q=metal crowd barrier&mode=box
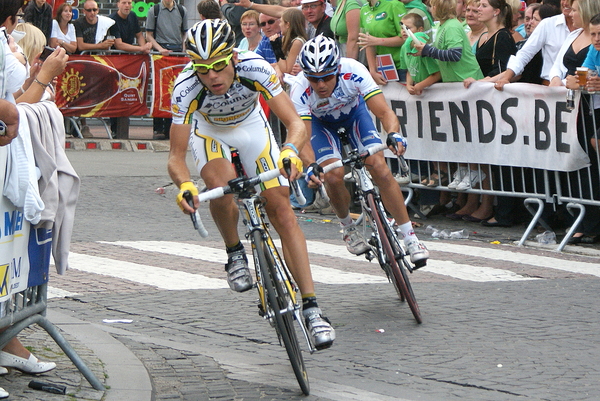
[0,101,105,390]
[268,90,600,253]
[0,284,105,390]
[396,92,600,252]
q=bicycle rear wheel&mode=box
[253,230,310,395]
[367,194,422,324]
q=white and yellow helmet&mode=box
[186,19,235,60]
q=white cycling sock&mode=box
[397,221,417,242]
[339,215,353,227]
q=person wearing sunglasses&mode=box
[73,0,116,53]
[290,35,430,265]
[235,0,334,40]
[254,13,282,64]
[168,20,336,350]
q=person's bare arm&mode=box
[0,100,19,147]
[266,91,307,180]
[16,48,68,104]
[77,36,114,51]
[50,37,78,53]
[235,0,286,18]
[146,31,170,55]
[167,123,196,212]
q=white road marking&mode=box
[301,240,539,282]
[102,241,388,285]
[47,286,79,299]
[426,241,600,278]
[68,252,229,290]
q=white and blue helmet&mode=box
[298,35,340,74]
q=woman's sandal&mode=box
[421,171,448,187]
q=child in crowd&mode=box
[399,13,441,95]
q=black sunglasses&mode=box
[260,19,277,27]
[84,8,99,12]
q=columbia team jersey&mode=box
[171,50,283,127]
[290,58,382,123]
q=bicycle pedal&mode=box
[412,260,427,270]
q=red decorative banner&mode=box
[56,54,150,117]
[151,54,189,118]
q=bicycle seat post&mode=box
[336,128,355,158]
[230,147,246,178]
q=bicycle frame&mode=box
[237,195,315,354]
[190,151,319,393]
[322,134,422,322]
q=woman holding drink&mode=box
[548,0,600,244]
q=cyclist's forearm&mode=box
[282,119,308,153]
[168,124,193,186]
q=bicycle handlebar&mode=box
[183,190,209,237]
[322,143,388,174]
[283,158,307,206]
[189,164,305,237]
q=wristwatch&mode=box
[0,120,6,136]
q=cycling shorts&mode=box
[310,101,382,165]
[189,108,288,192]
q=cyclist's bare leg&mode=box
[320,159,350,219]
[261,186,315,295]
[365,152,410,225]
[201,158,241,247]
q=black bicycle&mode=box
[184,149,314,394]
[322,130,422,323]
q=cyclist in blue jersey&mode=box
[290,35,429,267]
[168,20,334,349]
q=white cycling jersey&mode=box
[171,50,283,127]
[289,58,382,123]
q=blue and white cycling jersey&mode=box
[289,58,382,123]
[171,50,283,128]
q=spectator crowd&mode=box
[2,0,600,395]
[4,0,600,232]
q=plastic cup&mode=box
[587,69,598,94]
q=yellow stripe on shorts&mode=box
[195,131,226,162]
[255,125,281,192]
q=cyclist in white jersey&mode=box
[290,35,429,267]
[169,19,334,349]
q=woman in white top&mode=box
[238,10,262,52]
[50,3,77,54]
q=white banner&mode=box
[380,82,590,172]
[0,146,50,304]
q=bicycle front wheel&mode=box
[252,230,310,395]
[367,194,422,323]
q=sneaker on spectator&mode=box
[80,125,93,138]
[456,170,486,191]
[342,224,370,255]
[225,249,253,292]
[448,167,467,189]
[153,131,167,140]
[405,239,429,268]
[394,172,410,185]
[303,307,335,350]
